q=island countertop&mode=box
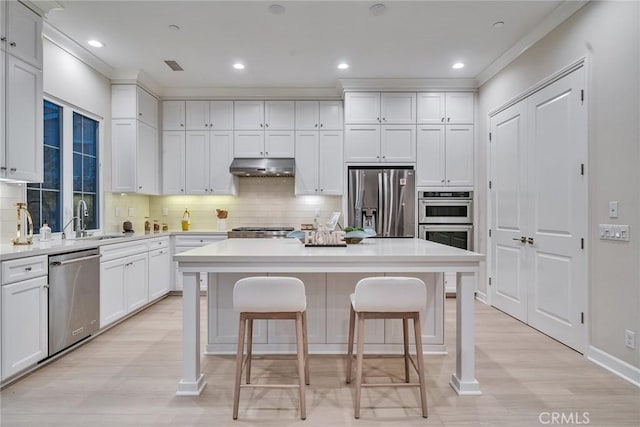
[173,237,484,273]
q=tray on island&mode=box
[304,243,347,247]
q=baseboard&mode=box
[587,345,640,388]
[475,290,488,304]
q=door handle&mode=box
[512,236,526,243]
[527,237,535,245]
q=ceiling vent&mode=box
[164,60,184,71]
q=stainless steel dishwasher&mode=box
[48,248,101,356]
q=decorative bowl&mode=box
[344,237,363,244]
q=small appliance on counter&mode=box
[122,220,134,234]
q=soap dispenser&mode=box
[39,220,52,241]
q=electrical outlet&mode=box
[162,208,168,216]
[608,201,618,218]
[314,207,320,217]
[115,207,120,217]
[128,207,135,217]
[625,330,635,349]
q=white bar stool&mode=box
[232,276,309,420]
[346,276,428,419]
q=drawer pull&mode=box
[24,266,32,272]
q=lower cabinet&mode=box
[206,272,443,353]
[1,276,48,380]
[100,237,170,328]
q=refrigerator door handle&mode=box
[377,171,384,235]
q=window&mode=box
[28,99,101,235]
[73,112,99,230]
[27,100,62,232]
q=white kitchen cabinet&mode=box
[162,131,186,194]
[234,100,294,130]
[1,54,43,182]
[185,130,237,195]
[295,130,343,195]
[100,240,151,328]
[295,100,343,130]
[417,124,474,187]
[1,275,48,380]
[125,253,149,312]
[148,239,171,301]
[111,119,159,194]
[186,100,233,131]
[345,124,415,163]
[2,1,43,69]
[112,85,158,128]
[234,130,294,158]
[162,100,185,130]
[345,92,416,124]
[417,92,474,125]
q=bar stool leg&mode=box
[245,318,254,384]
[233,314,247,420]
[354,313,365,419]
[346,305,356,384]
[403,317,410,383]
[302,311,310,385]
[413,313,428,418]
[295,312,307,420]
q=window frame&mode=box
[29,95,104,237]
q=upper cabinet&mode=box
[112,85,158,128]
[2,1,43,69]
[295,100,343,130]
[417,92,474,124]
[345,92,416,124]
[0,1,43,183]
[185,100,233,130]
[111,84,160,194]
[234,100,294,130]
[162,100,186,130]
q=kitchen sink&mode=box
[78,234,127,241]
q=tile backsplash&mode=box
[0,182,26,243]
[149,178,342,231]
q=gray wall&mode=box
[477,1,639,367]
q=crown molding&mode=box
[476,0,590,87]
[111,70,162,98]
[159,86,342,100]
[42,22,114,80]
[337,78,479,93]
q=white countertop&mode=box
[174,238,484,273]
[0,230,227,261]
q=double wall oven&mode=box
[418,191,473,251]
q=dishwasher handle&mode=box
[50,253,102,267]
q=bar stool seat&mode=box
[232,276,309,420]
[346,276,428,419]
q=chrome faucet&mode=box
[76,199,88,238]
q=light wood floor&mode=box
[1,296,638,426]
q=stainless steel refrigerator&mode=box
[347,166,415,237]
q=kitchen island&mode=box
[174,238,484,397]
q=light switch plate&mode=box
[162,208,168,216]
[599,224,630,241]
[128,207,135,217]
[115,207,120,217]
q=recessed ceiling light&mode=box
[233,63,245,70]
[369,3,387,16]
[168,24,181,31]
[87,40,103,48]
[452,62,465,69]
[337,63,350,70]
[268,4,286,15]
[493,21,505,29]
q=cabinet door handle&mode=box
[441,179,445,183]
[447,117,451,122]
[10,168,17,172]
[180,123,184,127]
[139,112,142,116]
[44,284,50,289]
[265,151,269,156]
[0,166,6,171]
[204,123,209,127]
[320,123,323,128]
[210,123,213,127]
[512,236,526,243]
[260,123,263,128]
[0,36,6,41]
[320,188,323,192]
[10,41,16,47]
[382,117,386,122]
[441,117,445,122]
[138,185,143,189]
[180,189,184,192]
[527,237,535,245]
[315,124,318,128]
[315,189,318,192]
[377,117,380,122]
[382,156,386,159]
[265,123,269,128]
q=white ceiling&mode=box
[42,0,575,93]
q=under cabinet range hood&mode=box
[229,158,295,177]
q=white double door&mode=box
[489,66,587,352]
